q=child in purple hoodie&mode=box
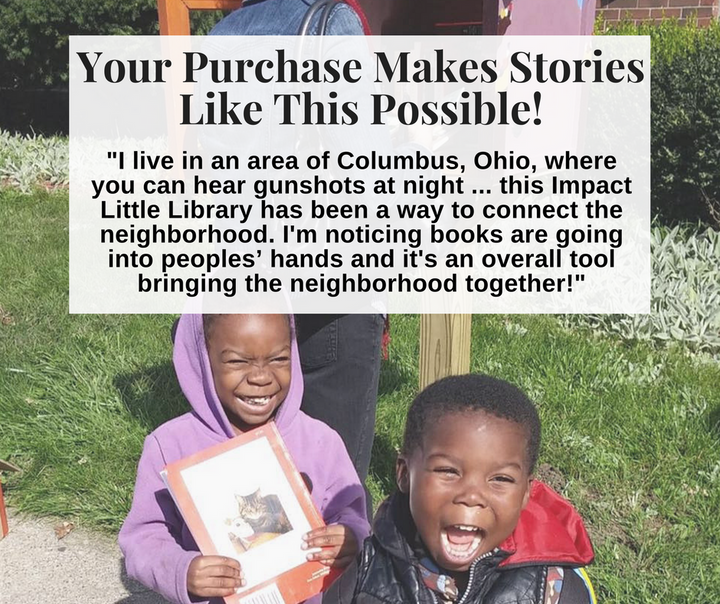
[119,314,370,604]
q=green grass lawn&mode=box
[1,189,719,602]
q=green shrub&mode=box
[0,0,158,88]
[599,18,720,227]
[563,224,720,356]
[0,130,69,191]
[0,0,229,89]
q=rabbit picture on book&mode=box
[226,489,293,553]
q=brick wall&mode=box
[596,0,719,26]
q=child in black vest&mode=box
[325,373,596,604]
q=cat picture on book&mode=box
[226,488,293,554]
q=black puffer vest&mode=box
[325,483,594,604]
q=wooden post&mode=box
[158,0,243,36]
[158,0,191,36]
[0,459,20,539]
[0,484,8,539]
[419,314,472,390]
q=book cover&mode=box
[161,422,337,604]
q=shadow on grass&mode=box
[113,365,186,602]
[114,363,188,433]
[369,429,399,497]
[708,404,720,440]
[378,356,416,399]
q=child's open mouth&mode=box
[440,525,484,565]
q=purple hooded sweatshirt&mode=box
[119,314,370,604]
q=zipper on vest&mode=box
[456,550,496,604]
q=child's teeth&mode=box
[442,524,482,563]
[244,396,270,405]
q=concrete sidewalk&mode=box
[0,508,168,604]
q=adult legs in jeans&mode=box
[295,314,383,487]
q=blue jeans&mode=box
[295,314,383,483]
[210,0,364,36]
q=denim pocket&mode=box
[298,317,338,370]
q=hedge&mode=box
[599,17,720,227]
[0,0,219,89]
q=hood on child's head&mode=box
[172,314,304,438]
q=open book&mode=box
[161,422,337,604]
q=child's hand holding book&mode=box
[162,423,355,603]
[302,523,358,568]
[187,554,245,599]
[186,522,357,600]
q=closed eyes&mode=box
[491,475,516,484]
[433,467,460,476]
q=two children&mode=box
[119,314,369,604]
[121,314,595,604]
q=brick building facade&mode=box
[596,0,720,26]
